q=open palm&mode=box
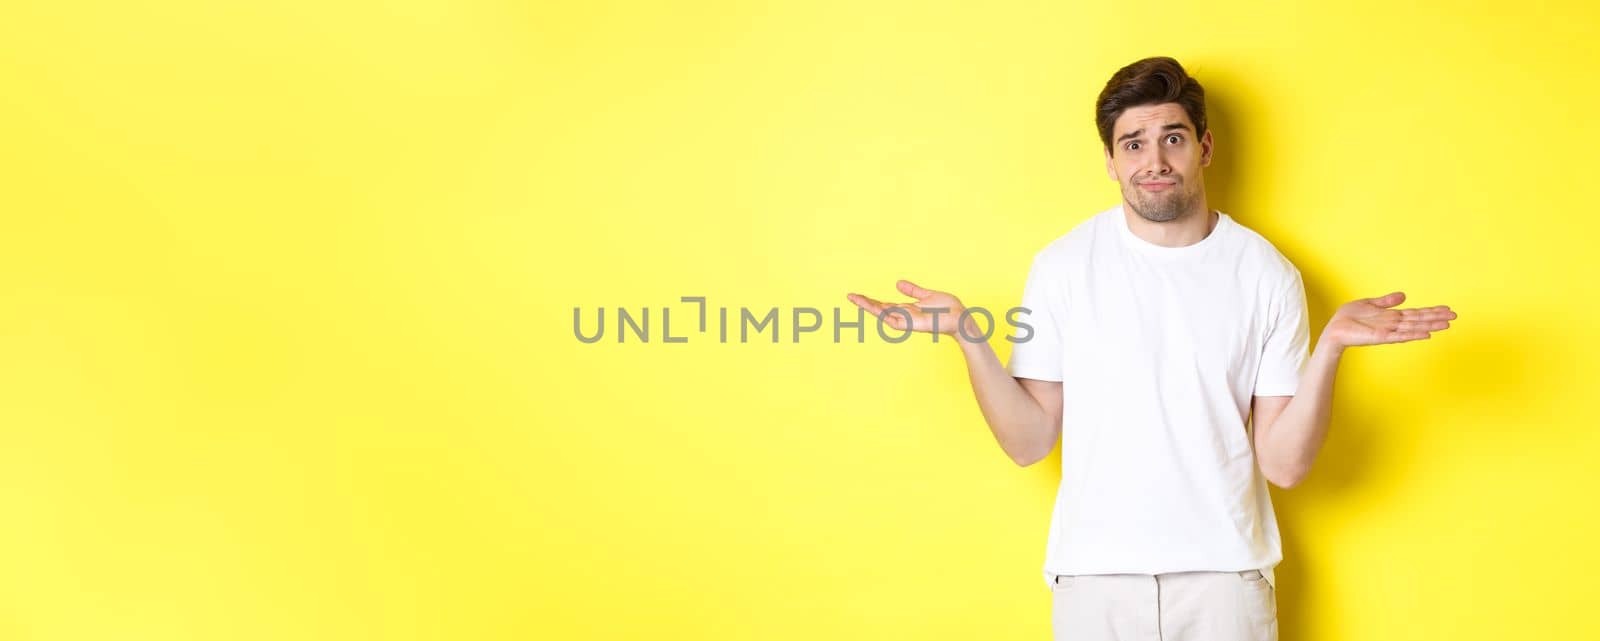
[846,280,970,335]
[1326,291,1457,347]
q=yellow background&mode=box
[2,0,1596,639]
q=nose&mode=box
[1144,151,1173,181]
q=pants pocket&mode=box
[1235,569,1278,639]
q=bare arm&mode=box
[1250,342,1337,489]
[957,336,1063,466]
[1253,291,1456,488]
[847,280,1063,467]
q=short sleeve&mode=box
[1006,252,1067,382]
[1253,267,1311,396]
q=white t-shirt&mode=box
[1006,203,1310,591]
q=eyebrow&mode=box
[1116,122,1192,144]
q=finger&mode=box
[880,304,915,329]
[879,302,919,320]
[1397,306,1457,321]
[1368,291,1405,308]
[1385,330,1431,343]
[1395,320,1451,332]
[845,293,870,313]
[846,293,887,316]
[897,279,934,299]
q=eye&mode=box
[1126,142,1141,151]
[1166,134,1182,144]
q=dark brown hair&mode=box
[1095,57,1207,155]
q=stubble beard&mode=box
[1127,181,1192,223]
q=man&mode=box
[845,57,1456,640]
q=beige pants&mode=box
[1051,570,1277,641]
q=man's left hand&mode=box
[1323,291,1456,349]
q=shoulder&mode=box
[1224,214,1301,288]
[1028,205,1115,269]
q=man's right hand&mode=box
[846,279,980,338]
[847,279,1061,466]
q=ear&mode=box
[1199,129,1214,168]
[1104,146,1116,180]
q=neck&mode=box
[1123,202,1218,248]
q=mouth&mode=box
[1139,181,1176,191]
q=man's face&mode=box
[1104,103,1213,223]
